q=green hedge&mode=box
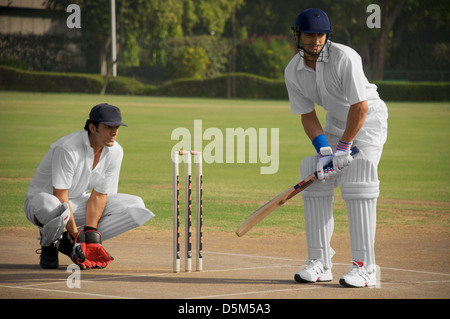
[0,65,143,95]
[374,81,449,102]
[140,73,288,99]
[1,65,449,101]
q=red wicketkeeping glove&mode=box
[71,229,114,270]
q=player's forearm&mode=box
[85,190,108,228]
[53,187,77,235]
[341,101,368,143]
[301,110,325,142]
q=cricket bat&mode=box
[235,147,359,237]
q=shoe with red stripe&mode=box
[339,261,376,288]
[294,259,333,283]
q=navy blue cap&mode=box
[89,103,127,127]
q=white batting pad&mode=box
[25,193,71,246]
[341,158,379,272]
[303,195,336,269]
[40,203,70,247]
[28,192,65,225]
[300,155,336,269]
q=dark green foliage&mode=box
[1,66,448,101]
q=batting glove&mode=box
[333,140,353,172]
[317,146,336,181]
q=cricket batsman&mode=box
[24,103,154,269]
[284,8,388,287]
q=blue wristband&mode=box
[312,134,329,153]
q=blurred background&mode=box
[0,0,449,98]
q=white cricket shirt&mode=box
[284,41,387,146]
[26,131,123,200]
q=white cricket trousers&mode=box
[25,192,154,241]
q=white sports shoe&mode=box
[339,261,376,288]
[294,259,333,283]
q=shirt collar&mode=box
[82,130,111,157]
[82,130,91,150]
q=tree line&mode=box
[41,0,450,82]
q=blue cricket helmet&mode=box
[292,8,333,34]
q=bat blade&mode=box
[235,146,359,237]
[235,176,316,237]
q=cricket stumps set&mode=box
[172,150,203,273]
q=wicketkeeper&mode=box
[284,8,388,287]
[24,103,154,269]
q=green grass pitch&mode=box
[0,92,449,234]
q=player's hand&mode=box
[333,140,353,172]
[71,229,114,270]
[317,146,336,181]
[333,150,353,172]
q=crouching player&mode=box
[24,103,154,269]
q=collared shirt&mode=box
[285,41,382,121]
[26,131,123,200]
[284,41,387,146]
